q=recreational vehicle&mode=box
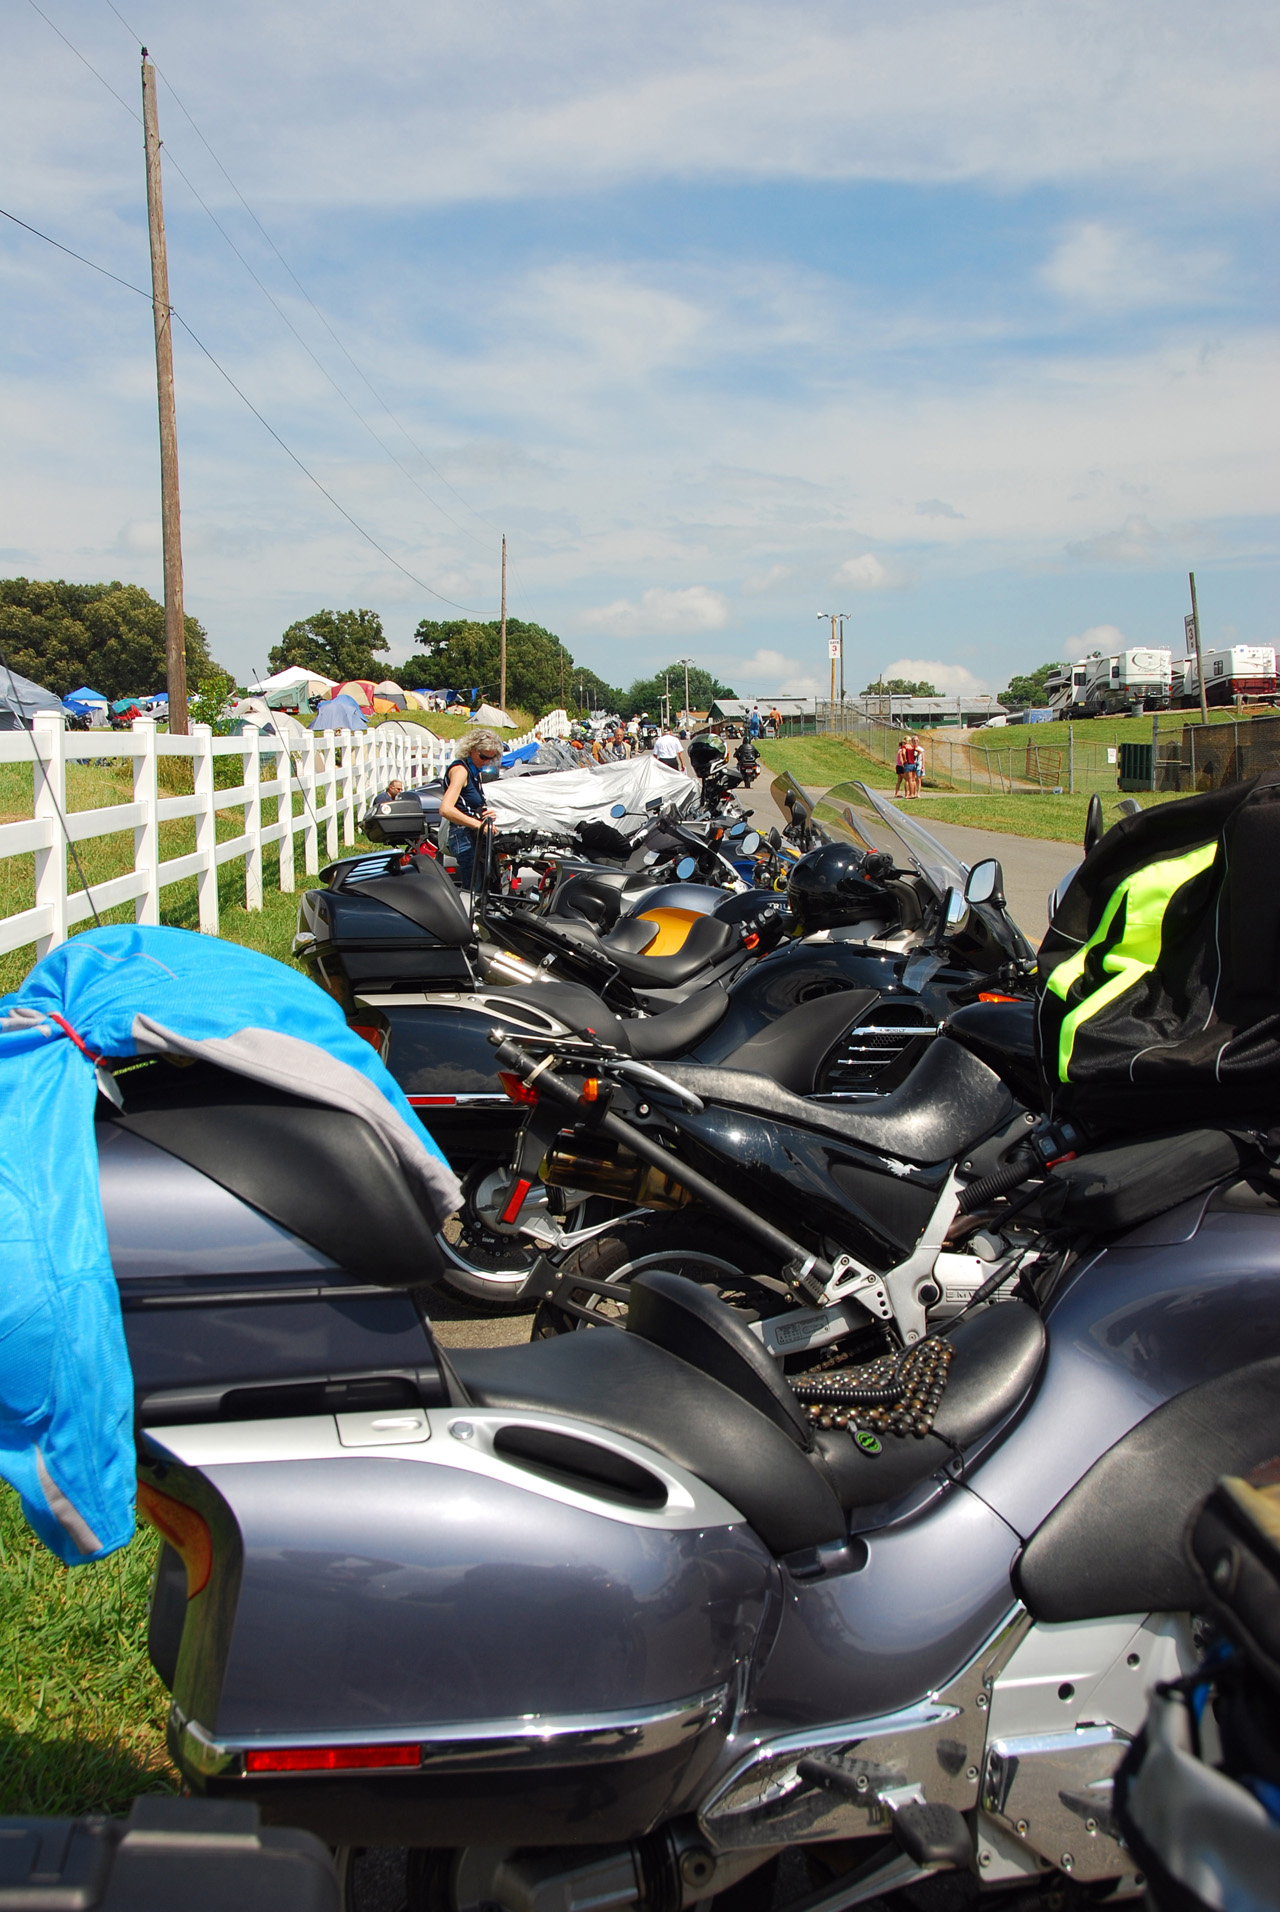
[1175,645,1277,709]
[1045,649,1171,718]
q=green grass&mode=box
[964,705,1274,758]
[901,791,1175,843]
[759,734,899,788]
[0,1486,175,1815]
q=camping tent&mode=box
[228,697,312,744]
[373,680,408,711]
[313,693,367,732]
[335,680,376,713]
[247,665,336,700]
[0,669,66,730]
[473,702,517,730]
[65,686,108,708]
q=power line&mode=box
[1,203,477,612]
[25,0,139,120]
[98,0,505,557]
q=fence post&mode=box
[132,716,160,925]
[243,729,262,911]
[191,723,220,934]
[323,738,339,861]
[31,711,68,956]
[277,743,295,894]
[1068,723,1074,795]
[341,731,356,846]
[301,735,319,875]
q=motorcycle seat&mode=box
[450,1277,1046,1552]
[551,913,741,989]
[654,1035,1018,1165]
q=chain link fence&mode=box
[815,704,1131,794]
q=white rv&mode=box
[1046,649,1172,718]
[1174,646,1277,709]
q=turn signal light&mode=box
[136,1481,212,1598]
[977,993,1022,1003]
[579,1077,602,1102]
[497,1071,539,1106]
[244,1743,420,1774]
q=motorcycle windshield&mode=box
[802,778,969,904]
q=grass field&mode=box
[964,704,1274,758]
[0,1487,174,1814]
[904,790,1166,843]
[759,734,898,787]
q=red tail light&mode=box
[136,1482,212,1598]
[498,1071,539,1106]
[349,1021,388,1056]
[245,1743,420,1774]
[977,993,1021,1003]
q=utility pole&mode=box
[818,614,846,708]
[141,52,188,734]
[1188,571,1209,727]
[679,658,693,725]
[499,534,508,714]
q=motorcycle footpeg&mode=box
[887,1802,972,1872]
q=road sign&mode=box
[1184,613,1197,654]
[828,635,842,659]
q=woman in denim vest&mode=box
[440,728,501,886]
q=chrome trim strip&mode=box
[700,1608,1032,1851]
[175,1683,729,1782]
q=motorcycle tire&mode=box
[531,1212,796,1337]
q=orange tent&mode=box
[335,680,376,712]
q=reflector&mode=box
[136,1482,212,1598]
[245,1743,420,1774]
[497,1071,539,1106]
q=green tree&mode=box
[618,663,737,720]
[0,577,221,701]
[861,676,939,697]
[401,619,618,717]
[999,661,1059,709]
[269,608,388,683]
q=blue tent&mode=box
[501,740,540,767]
[0,925,460,1565]
[65,686,108,706]
[312,693,367,731]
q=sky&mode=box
[2,0,1277,700]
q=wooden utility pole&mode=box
[499,535,508,714]
[141,53,188,734]
[1189,571,1209,727]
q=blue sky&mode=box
[2,0,1276,698]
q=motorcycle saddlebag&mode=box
[1036,773,1280,1125]
[297,851,475,998]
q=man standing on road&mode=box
[653,725,684,774]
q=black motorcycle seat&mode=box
[452,1330,847,1556]
[550,912,740,988]
[656,1035,1017,1164]
[812,1300,1046,1510]
[624,987,731,1060]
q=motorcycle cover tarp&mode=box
[485,755,695,837]
[0,925,461,1566]
[1036,773,1280,1120]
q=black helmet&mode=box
[688,733,726,776]
[787,842,895,934]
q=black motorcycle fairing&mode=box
[945,1000,1042,1112]
[453,1332,847,1556]
[99,1059,448,1285]
[720,988,881,1094]
[654,1036,1016,1167]
[1015,1355,1280,1623]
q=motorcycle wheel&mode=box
[432,1165,547,1313]
[532,1212,794,1337]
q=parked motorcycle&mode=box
[135,1061,1280,1908]
[298,782,1036,1305]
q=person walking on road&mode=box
[653,725,684,773]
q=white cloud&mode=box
[1062,624,1128,661]
[1066,516,1163,564]
[116,520,161,555]
[834,553,895,590]
[585,586,730,637]
[742,563,796,596]
[915,498,964,520]
[1041,222,1226,313]
[882,656,991,695]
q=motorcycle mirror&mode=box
[646,798,663,811]
[676,856,697,880]
[943,886,969,932]
[729,821,746,838]
[741,831,761,855]
[610,803,627,818]
[964,858,1005,908]
[1083,792,1105,853]
[768,827,782,848]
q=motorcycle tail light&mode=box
[978,993,1021,1003]
[498,1071,539,1106]
[244,1743,420,1774]
[136,1482,212,1598]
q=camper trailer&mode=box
[1175,645,1277,709]
[1046,648,1171,718]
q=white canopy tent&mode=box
[472,702,517,730]
[247,665,336,698]
[486,755,695,837]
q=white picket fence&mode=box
[0,713,538,961]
